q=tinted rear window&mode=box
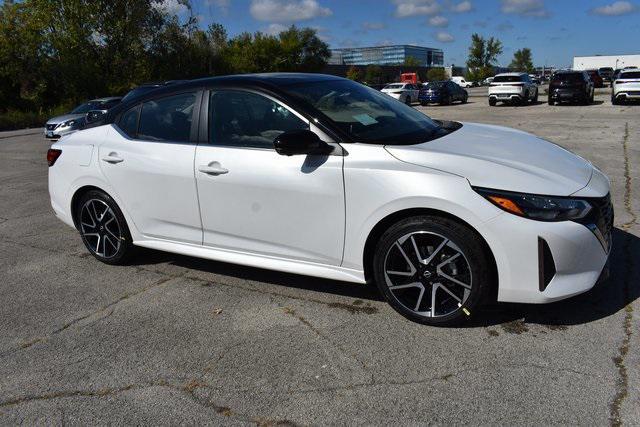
[493,75,523,83]
[552,73,583,82]
[620,72,640,79]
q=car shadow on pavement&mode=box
[133,249,384,302]
[468,227,640,328]
[131,227,638,327]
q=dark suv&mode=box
[419,81,468,105]
[548,71,594,105]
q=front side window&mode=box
[118,106,139,138]
[284,79,444,145]
[209,90,308,149]
[137,92,196,142]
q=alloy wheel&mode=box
[79,199,122,259]
[383,231,472,318]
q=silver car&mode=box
[44,97,121,140]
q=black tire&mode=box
[420,101,427,106]
[488,98,496,106]
[372,215,493,326]
[521,91,529,106]
[612,95,620,105]
[75,190,135,265]
[548,97,554,106]
[462,94,468,103]
[532,89,539,103]
[405,96,412,106]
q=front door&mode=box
[194,89,345,265]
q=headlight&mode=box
[63,119,76,128]
[474,187,592,221]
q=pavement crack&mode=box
[281,306,374,384]
[609,121,635,427]
[620,122,637,230]
[3,275,179,356]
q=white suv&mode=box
[381,83,419,105]
[612,69,640,105]
[488,73,538,106]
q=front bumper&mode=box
[44,125,78,139]
[481,192,612,304]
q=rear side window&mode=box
[493,75,522,83]
[138,92,196,142]
[118,106,139,138]
[209,90,308,149]
[620,72,640,79]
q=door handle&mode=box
[198,162,228,175]
[102,153,124,164]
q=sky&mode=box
[183,0,640,68]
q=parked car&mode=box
[450,76,472,88]
[47,73,612,326]
[548,71,594,105]
[121,80,189,103]
[585,69,604,88]
[488,73,538,106]
[598,67,614,85]
[44,97,121,140]
[419,81,468,105]
[612,69,640,104]
[482,77,494,86]
[381,82,419,105]
[528,74,541,85]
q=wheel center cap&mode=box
[100,226,104,231]
[423,270,433,278]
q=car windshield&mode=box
[493,75,522,83]
[285,79,445,145]
[424,82,445,89]
[122,86,159,102]
[384,84,404,89]
[620,71,640,79]
[70,101,103,114]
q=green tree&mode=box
[509,48,534,73]
[426,68,446,81]
[346,66,362,81]
[466,33,503,81]
[364,64,384,85]
[403,56,421,67]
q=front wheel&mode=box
[405,96,412,106]
[489,98,496,106]
[548,97,554,105]
[532,89,539,103]
[372,216,493,326]
[75,190,135,265]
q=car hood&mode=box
[385,122,594,196]
[46,113,85,125]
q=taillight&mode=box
[47,149,62,167]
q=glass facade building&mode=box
[329,45,444,67]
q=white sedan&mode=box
[48,74,612,326]
[381,83,419,105]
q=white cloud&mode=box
[501,0,549,17]
[428,15,449,26]
[451,1,472,12]
[208,0,230,14]
[153,0,190,15]
[591,1,638,16]
[264,23,289,35]
[362,21,387,30]
[435,31,455,42]
[250,0,332,22]
[394,0,441,17]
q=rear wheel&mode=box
[372,216,492,326]
[75,190,134,265]
[405,96,412,106]
[548,96,554,106]
[462,94,468,103]
[488,98,496,106]
[532,88,539,103]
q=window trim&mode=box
[115,89,203,144]
[201,88,311,150]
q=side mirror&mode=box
[274,129,333,156]
[85,110,106,126]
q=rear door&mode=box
[99,91,203,244]
[194,89,345,265]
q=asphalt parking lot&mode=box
[1,90,638,425]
